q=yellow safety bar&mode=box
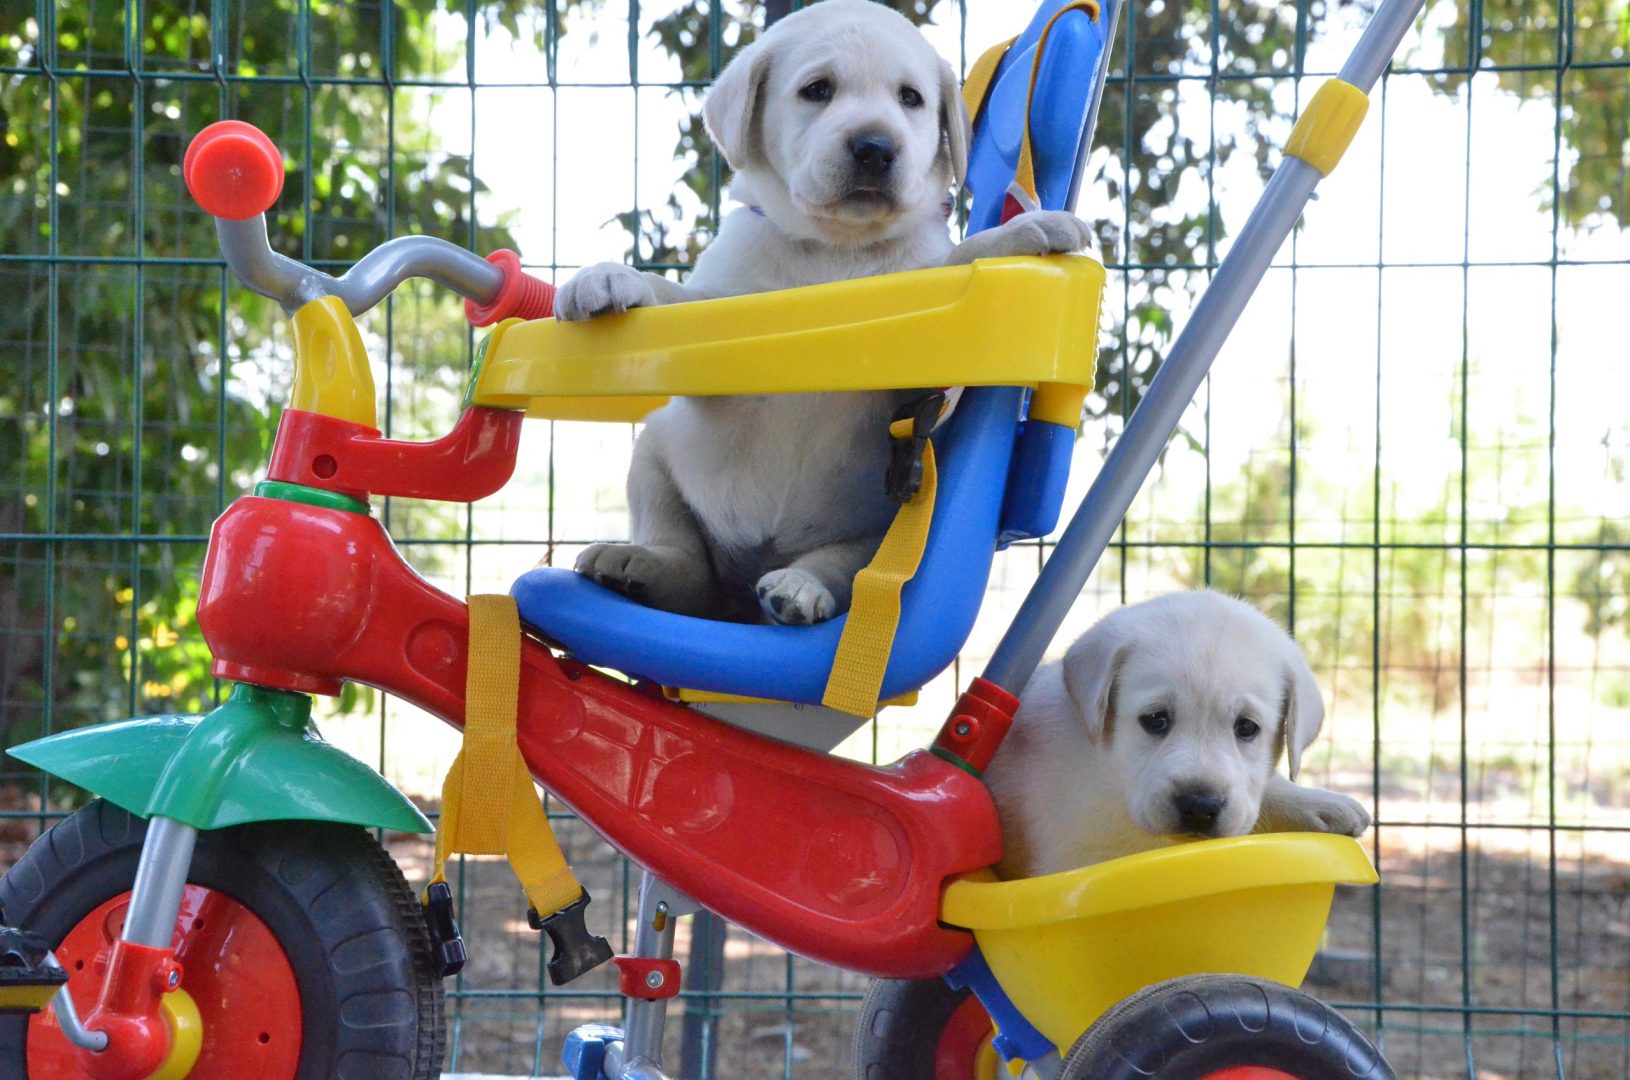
[471,255,1102,417]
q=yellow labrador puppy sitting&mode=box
[557,0,1095,624]
[984,591,1372,879]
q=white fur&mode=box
[983,591,1372,879]
[559,0,1096,624]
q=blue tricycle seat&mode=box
[512,387,1022,704]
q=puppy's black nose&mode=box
[1173,791,1226,834]
[850,134,896,177]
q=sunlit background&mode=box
[4,0,1630,1076]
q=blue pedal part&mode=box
[563,1023,624,1080]
[945,948,1057,1066]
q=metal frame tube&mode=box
[120,817,197,949]
[50,982,109,1053]
[1338,0,1425,92]
[612,872,701,1080]
[216,216,505,316]
[983,0,1426,694]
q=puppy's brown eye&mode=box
[899,86,924,108]
[1234,717,1260,741]
[1138,711,1170,737]
[799,79,833,103]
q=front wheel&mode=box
[1060,974,1395,1080]
[853,977,1001,1080]
[0,799,446,1079]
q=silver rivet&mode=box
[954,721,972,737]
[168,969,180,989]
[645,970,665,989]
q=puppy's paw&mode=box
[1282,787,1372,837]
[576,542,653,598]
[999,210,1097,257]
[756,568,835,626]
[555,263,657,321]
[576,541,709,615]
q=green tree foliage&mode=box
[0,1,521,742]
[1437,0,1630,229]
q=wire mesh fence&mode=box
[4,0,1630,1077]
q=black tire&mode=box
[1061,974,1395,1080]
[0,799,445,1079]
[853,976,986,1080]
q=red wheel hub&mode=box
[1202,1070,1304,1080]
[28,885,304,1078]
[935,993,995,1080]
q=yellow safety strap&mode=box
[961,35,1018,126]
[821,440,939,718]
[430,595,583,918]
[960,1,1102,213]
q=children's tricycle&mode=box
[0,0,1421,1077]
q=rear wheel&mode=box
[0,799,445,1079]
[853,977,1000,1080]
[1060,974,1394,1080]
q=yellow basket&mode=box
[939,833,1378,1054]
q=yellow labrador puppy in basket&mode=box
[557,0,1095,624]
[984,591,1373,879]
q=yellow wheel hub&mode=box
[144,988,203,1080]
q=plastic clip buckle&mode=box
[422,881,468,979]
[885,391,946,505]
[529,890,615,986]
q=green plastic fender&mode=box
[8,683,432,834]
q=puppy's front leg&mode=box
[1256,773,1372,837]
[576,435,721,618]
[946,210,1096,266]
[755,537,879,626]
[555,262,698,321]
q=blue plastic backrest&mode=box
[965,0,1116,233]
[966,0,1116,544]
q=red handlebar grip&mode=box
[184,120,286,220]
[465,250,556,326]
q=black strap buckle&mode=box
[528,889,615,986]
[422,881,468,979]
[885,391,946,505]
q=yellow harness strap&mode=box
[431,595,583,918]
[960,0,1102,214]
[818,5,1103,718]
[821,440,939,718]
[961,35,1019,126]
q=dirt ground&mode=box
[3,794,1627,1080]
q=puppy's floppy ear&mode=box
[703,35,774,172]
[938,57,971,187]
[1279,637,1325,781]
[1059,615,1131,744]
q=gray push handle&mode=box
[983,0,1427,694]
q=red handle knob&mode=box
[466,250,556,326]
[184,120,286,220]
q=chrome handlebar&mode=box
[215,214,506,317]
